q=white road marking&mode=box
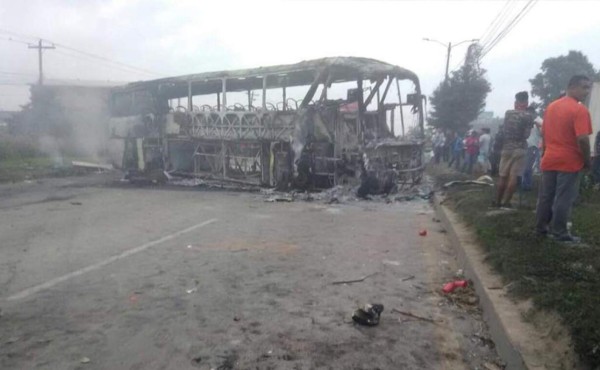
[4,218,218,302]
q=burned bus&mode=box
[108,57,425,190]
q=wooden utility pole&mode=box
[28,39,55,85]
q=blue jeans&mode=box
[522,146,539,190]
[535,171,580,237]
[461,153,477,174]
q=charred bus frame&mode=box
[109,57,425,189]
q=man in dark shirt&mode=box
[495,91,534,207]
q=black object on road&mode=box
[352,303,384,326]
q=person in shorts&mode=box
[494,91,534,207]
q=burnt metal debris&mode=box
[108,57,425,191]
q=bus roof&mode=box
[114,57,420,99]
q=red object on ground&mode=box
[442,280,468,293]
[419,230,427,236]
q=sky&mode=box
[2,0,600,120]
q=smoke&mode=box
[58,88,111,161]
[37,135,64,166]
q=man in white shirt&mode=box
[522,111,542,191]
[478,128,491,173]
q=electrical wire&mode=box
[52,49,156,77]
[480,0,538,59]
[479,0,517,48]
[0,27,163,77]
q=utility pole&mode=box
[444,42,452,81]
[28,39,55,85]
[423,38,479,82]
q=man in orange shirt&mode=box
[535,75,593,242]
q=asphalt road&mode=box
[0,174,500,370]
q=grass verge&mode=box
[433,166,600,367]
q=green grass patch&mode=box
[440,173,600,367]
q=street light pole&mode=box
[445,42,452,81]
[423,38,479,82]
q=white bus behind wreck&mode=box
[108,57,425,191]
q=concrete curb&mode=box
[432,194,528,370]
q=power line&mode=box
[450,0,516,72]
[481,0,536,55]
[53,49,157,77]
[0,27,163,77]
[480,0,538,60]
[0,36,31,45]
[52,42,161,77]
[479,0,518,49]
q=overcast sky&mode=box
[2,0,600,119]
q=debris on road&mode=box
[419,229,427,236]
[264,195,294,203]
[442,175,494,189]
[391,308,439,324]
[401,275,415,282]
[80,357,91,364]
[352,303,384,326]
[382,259,401,266]
[72,161,114,172]
[442,280,468,294]
[186,287,198,294]
[5,337,19,344]
[331,272,378,285]
[70,201,82,206]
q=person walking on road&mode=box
[495,91,534,207]
[535,75,593,242]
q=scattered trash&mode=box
[482,360,503,370]
[192,356,202,365]
[72,160,113,171]
[352,303,384,326]
[419,230,427,236]
[5,337,19,344]
[442,176,494,189]
[129,294,139,303]
[391,308,439,324]
[187,245,192,249]
[233,316,241,322]
[80,357,91,364]
[401,275,415,282]
[331,272,378,285]
[442,280,468,293]
[265,195,293,203]
[70,202,82,206]
[382,259,401,266]
[432,217,441,223]
[455,269,465,278]
[186,287,198,294]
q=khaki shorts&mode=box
[499,148,526,178]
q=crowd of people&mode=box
[431,127,493,175]
[432,74,595,243]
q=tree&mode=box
[428,44,491,133]
[530,50,598,110]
